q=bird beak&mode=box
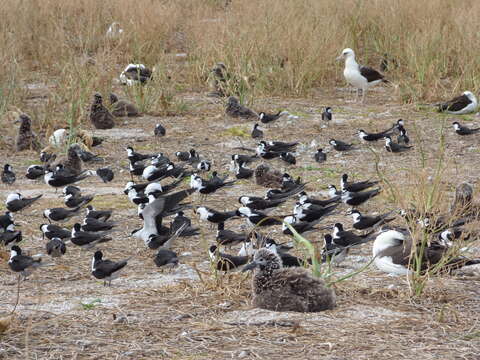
[14,119,20,124]
[335,55,344,61]
[242,261,258,272]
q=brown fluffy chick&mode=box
[109,93,140,117]
[53,145,82,175]
[90,93,115,129]
[15,114,41,152]
[243,248,336,312]
[225,97,258,119]
[254,163,283,188]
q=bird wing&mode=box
[143,189,195,231]
[359,66,385,82]
[439,94,470,112]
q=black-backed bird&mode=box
[340,174,378,193]
[71,223,112,249]
[235,161,254,179]
[329,139,353,151]
[438,91,478,115]
[280,152,296,165]
[251,123,264,139]
[209,245,249,271]
[332,223,374,247]
[26,165,45,180]
[0,224,22,246]
[259,111,288,123]
[298,191,339,207]
[43,206,82,222]
[341,189,380,207]
[0,211,15,231]
[5,193,42,212]
[81,217,116,232]
[238,196,285,211]
[154,123,166,137]
[322,234,347,264]
[216,222,247,246]
[1,164,16,184]
[86,205,112,221]
[452,121,480,136]
[357,129,392,142]
[236,207,282,227]
[397,125,410,144]
[91,250,129,286]
[40,224,71,240]
[120,64,152,85]
[195,206,237,225]
[384,136,412,153]
[8,245,43,279]
[44,169,88,190]
[314,149,327,163]
[321,107,332,121]
[347,209,395,230]
[337,48,388,103]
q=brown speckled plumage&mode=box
[16,114,41,152]
[254,163,283,188]
[109,93,140,117]
[249,249,336,312]
[54,145,82,175]
[225,97,258,119]
[90,93,115,129]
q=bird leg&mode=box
[361,89,367,104]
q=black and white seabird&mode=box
[294,202,338,223]
[154,123,166,137]
[397,125,410,144]
[251,123,263,139]
[327,185,341,198]
[26,165,46,180]
[341,189,380,207]
[46,237,67,258]
[5,193,42,212]
[190,173,235,195]
[71,223,112,249]
[120,63,153,85]
[238,196,285,211]
[0,211,15,231]
[259,111,288,123]
[314,149,327,163]
[332,223,374,247]
[235,161,254,179]
[265,239,310,267]
[357,129,392,142]
[321,107,332,121]
[91,250,129,286]
[0,224,22,246]
[372,227,480,275]
[236,207,282,227]
[347,209,395,230]
[282,215,319,236]
[64,193,94,208]
[384,136,412,153]
[40,224,71,240]
[281,173,304,192]
[209,245,249,271]
[1,164,16,184]
[44,169,88,189]
[8,245,42,279]
[146,224,187,250]
[452,121,480,136]
[329,139,353,152]
[265,185,306,200]
[340,174,379,193]
[280,152,296,165]
[216,222,247,246]
[86,205,112,221]
[298,191,339,207]
[81,217,116,232]
[438,91,478,115]
[322,234,348,264]
[43,206,82,222]
[337,48,387,103]
[126,146,154,164]
[195,206,237,224]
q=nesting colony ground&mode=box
[0,82,479,359]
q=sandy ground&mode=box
[0,86,479,359]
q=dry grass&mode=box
[1,0,480,134]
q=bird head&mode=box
[336,48,354,61]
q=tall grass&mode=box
[1,0,480,133]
